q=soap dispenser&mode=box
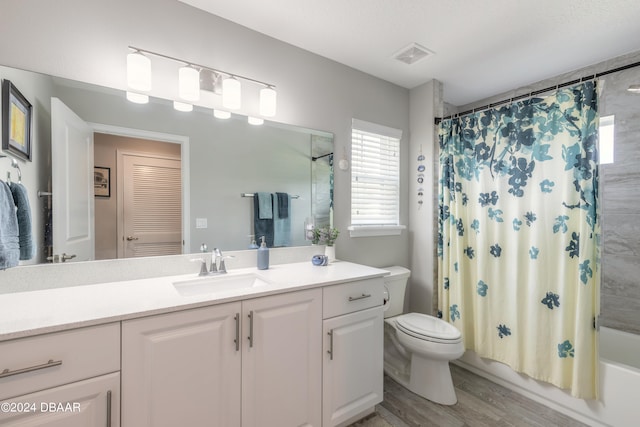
[248,235,259,249]
[257,236,269,270]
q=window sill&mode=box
[348,225,406,238]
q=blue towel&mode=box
[276,192,289,219]
[273,193,291,247]
[253,193,274,247]
[9,182,35,260]
[0,181,19,269]
[257,192,273,219]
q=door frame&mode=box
[89,123,191,256]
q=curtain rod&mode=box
[434,59,640,125]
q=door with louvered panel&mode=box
[119,154,182,258]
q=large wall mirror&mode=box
[0,64,334,266]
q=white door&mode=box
[118,153,182,258]
[242,288,322,427]
[322,306,384,427]
[121,303,242,427]
[51,97,94,262]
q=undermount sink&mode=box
[173,273,270,297]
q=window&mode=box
[599,115,614,165]
[349,119,405,237]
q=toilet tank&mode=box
[382,266,411,318]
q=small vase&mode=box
[325,245,336,263]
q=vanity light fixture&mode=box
[248,116,264,126]
[126,91,149,104]
[173,101,193,112]
[222,76,242,110]
[213,109,231,119]
[126,50,152,91]
[259,86,277,117]
[628,84,640,93]
[178,65,200,102]
[126,46,276,117]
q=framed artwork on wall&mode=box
[1,80,32,161]
[94,166,111,198]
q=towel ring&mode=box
[2,155,22,184]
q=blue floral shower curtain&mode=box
[437,82,600,398]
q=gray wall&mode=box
[0,65,55,265]
[454,51,640,335]
[0,0,411,268]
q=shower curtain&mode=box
[437,82,600,398]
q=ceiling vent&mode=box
[393,43,434,65]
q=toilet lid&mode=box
[395,313,461,341]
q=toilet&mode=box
[382,266,464,405]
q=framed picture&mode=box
[94,166,111,198]
[1,80,32,161]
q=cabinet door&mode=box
[322,306,383,427]
[0,372,119,426]
[242,288,322,427]
[122,303,241,427]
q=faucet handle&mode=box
[219,255,235,273]
[190,258,208,276]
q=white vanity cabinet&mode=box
[0,324,121,426]
[121,287,322,427]
[121,302,242,427]
[322,278,385,427]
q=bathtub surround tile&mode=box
[378,365,589,427]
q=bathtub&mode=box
[454,326,639,427]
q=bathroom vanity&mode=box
[0,259,386,427]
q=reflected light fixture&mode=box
[213,109,231,119]
[178,65,200,101]
[222,76,242,110]
[248,116,264,126]
[173,101,193,112]
[126,92,149,104]
[628,84,640,93]
[127,50,151,91]
[259,86,277,117]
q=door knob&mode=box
[126,236,139,241]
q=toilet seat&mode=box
[395,313,461,343]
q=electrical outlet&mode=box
[196,218,208,229]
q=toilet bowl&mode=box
[382,267,464,405]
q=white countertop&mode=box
[0,261,387,341]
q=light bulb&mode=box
[126,92,149,104]
[173,101,193,112]
[213,109,231,119]
[178,65,200,101]
[259,86,277,117]
[248,116,264,126]
[127,51,151,91]
[222,77,241,109]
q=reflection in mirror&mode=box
[0,64,334,266]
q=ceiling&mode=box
[179,0,640,106]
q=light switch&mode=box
[196,218,208,229]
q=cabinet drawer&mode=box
[323,278,385,319]
[0,323,120,400]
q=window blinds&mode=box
[351,119,402,226]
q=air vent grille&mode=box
[393,43,434,65]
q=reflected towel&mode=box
[253,193,274,247]
[0,181,20,269]
[276,192,289,219]
[273,193,291,247]
[257,192,273,219]
[9,182,36,260]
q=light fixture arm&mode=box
[128,46,275,89]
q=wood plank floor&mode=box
[359,364,589,427]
